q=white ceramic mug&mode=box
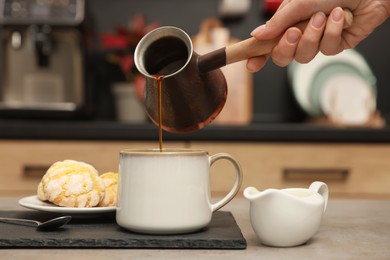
[116,148,243,234]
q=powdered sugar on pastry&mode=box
[98,172,118,207]
[37,160,105,207]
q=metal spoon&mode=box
[0,215,72,230]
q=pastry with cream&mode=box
[37,160,105,208]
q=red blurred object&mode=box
[264,0,283,14]
[101,33,129,49]
[99,14,158,81]
[120,55,135,74]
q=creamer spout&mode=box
[243,187,262,201]
[309,181,329,211]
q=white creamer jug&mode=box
[244,181,328,247]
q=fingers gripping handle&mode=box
[198,9,353,72]
[226,8,353,64]
[210,153,243,212]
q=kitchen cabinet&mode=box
[0,140,186,196]
[191,142,390,198]
[1,140,389,198]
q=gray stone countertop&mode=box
[0,197,389,259]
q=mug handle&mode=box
[209,153,243,212]
[309,181,329,212]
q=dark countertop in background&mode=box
[1,119,390,143]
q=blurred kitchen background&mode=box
[0,0,389,139]
[1,0,390,198]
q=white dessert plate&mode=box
[19,195,116,215]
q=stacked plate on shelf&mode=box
[288,49,377,126]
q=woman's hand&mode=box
[247,0,390,72]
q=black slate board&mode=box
[0,210,246,249]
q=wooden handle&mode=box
[226,9,353,64]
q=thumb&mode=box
[251,16,292,39]
[250,23,280,39]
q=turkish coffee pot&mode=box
[134,9,353,133]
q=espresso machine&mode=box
[0,0,90,118]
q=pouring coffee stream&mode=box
[134,9,353,136]
[155,75,164,151]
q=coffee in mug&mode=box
[116,148,242,234]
